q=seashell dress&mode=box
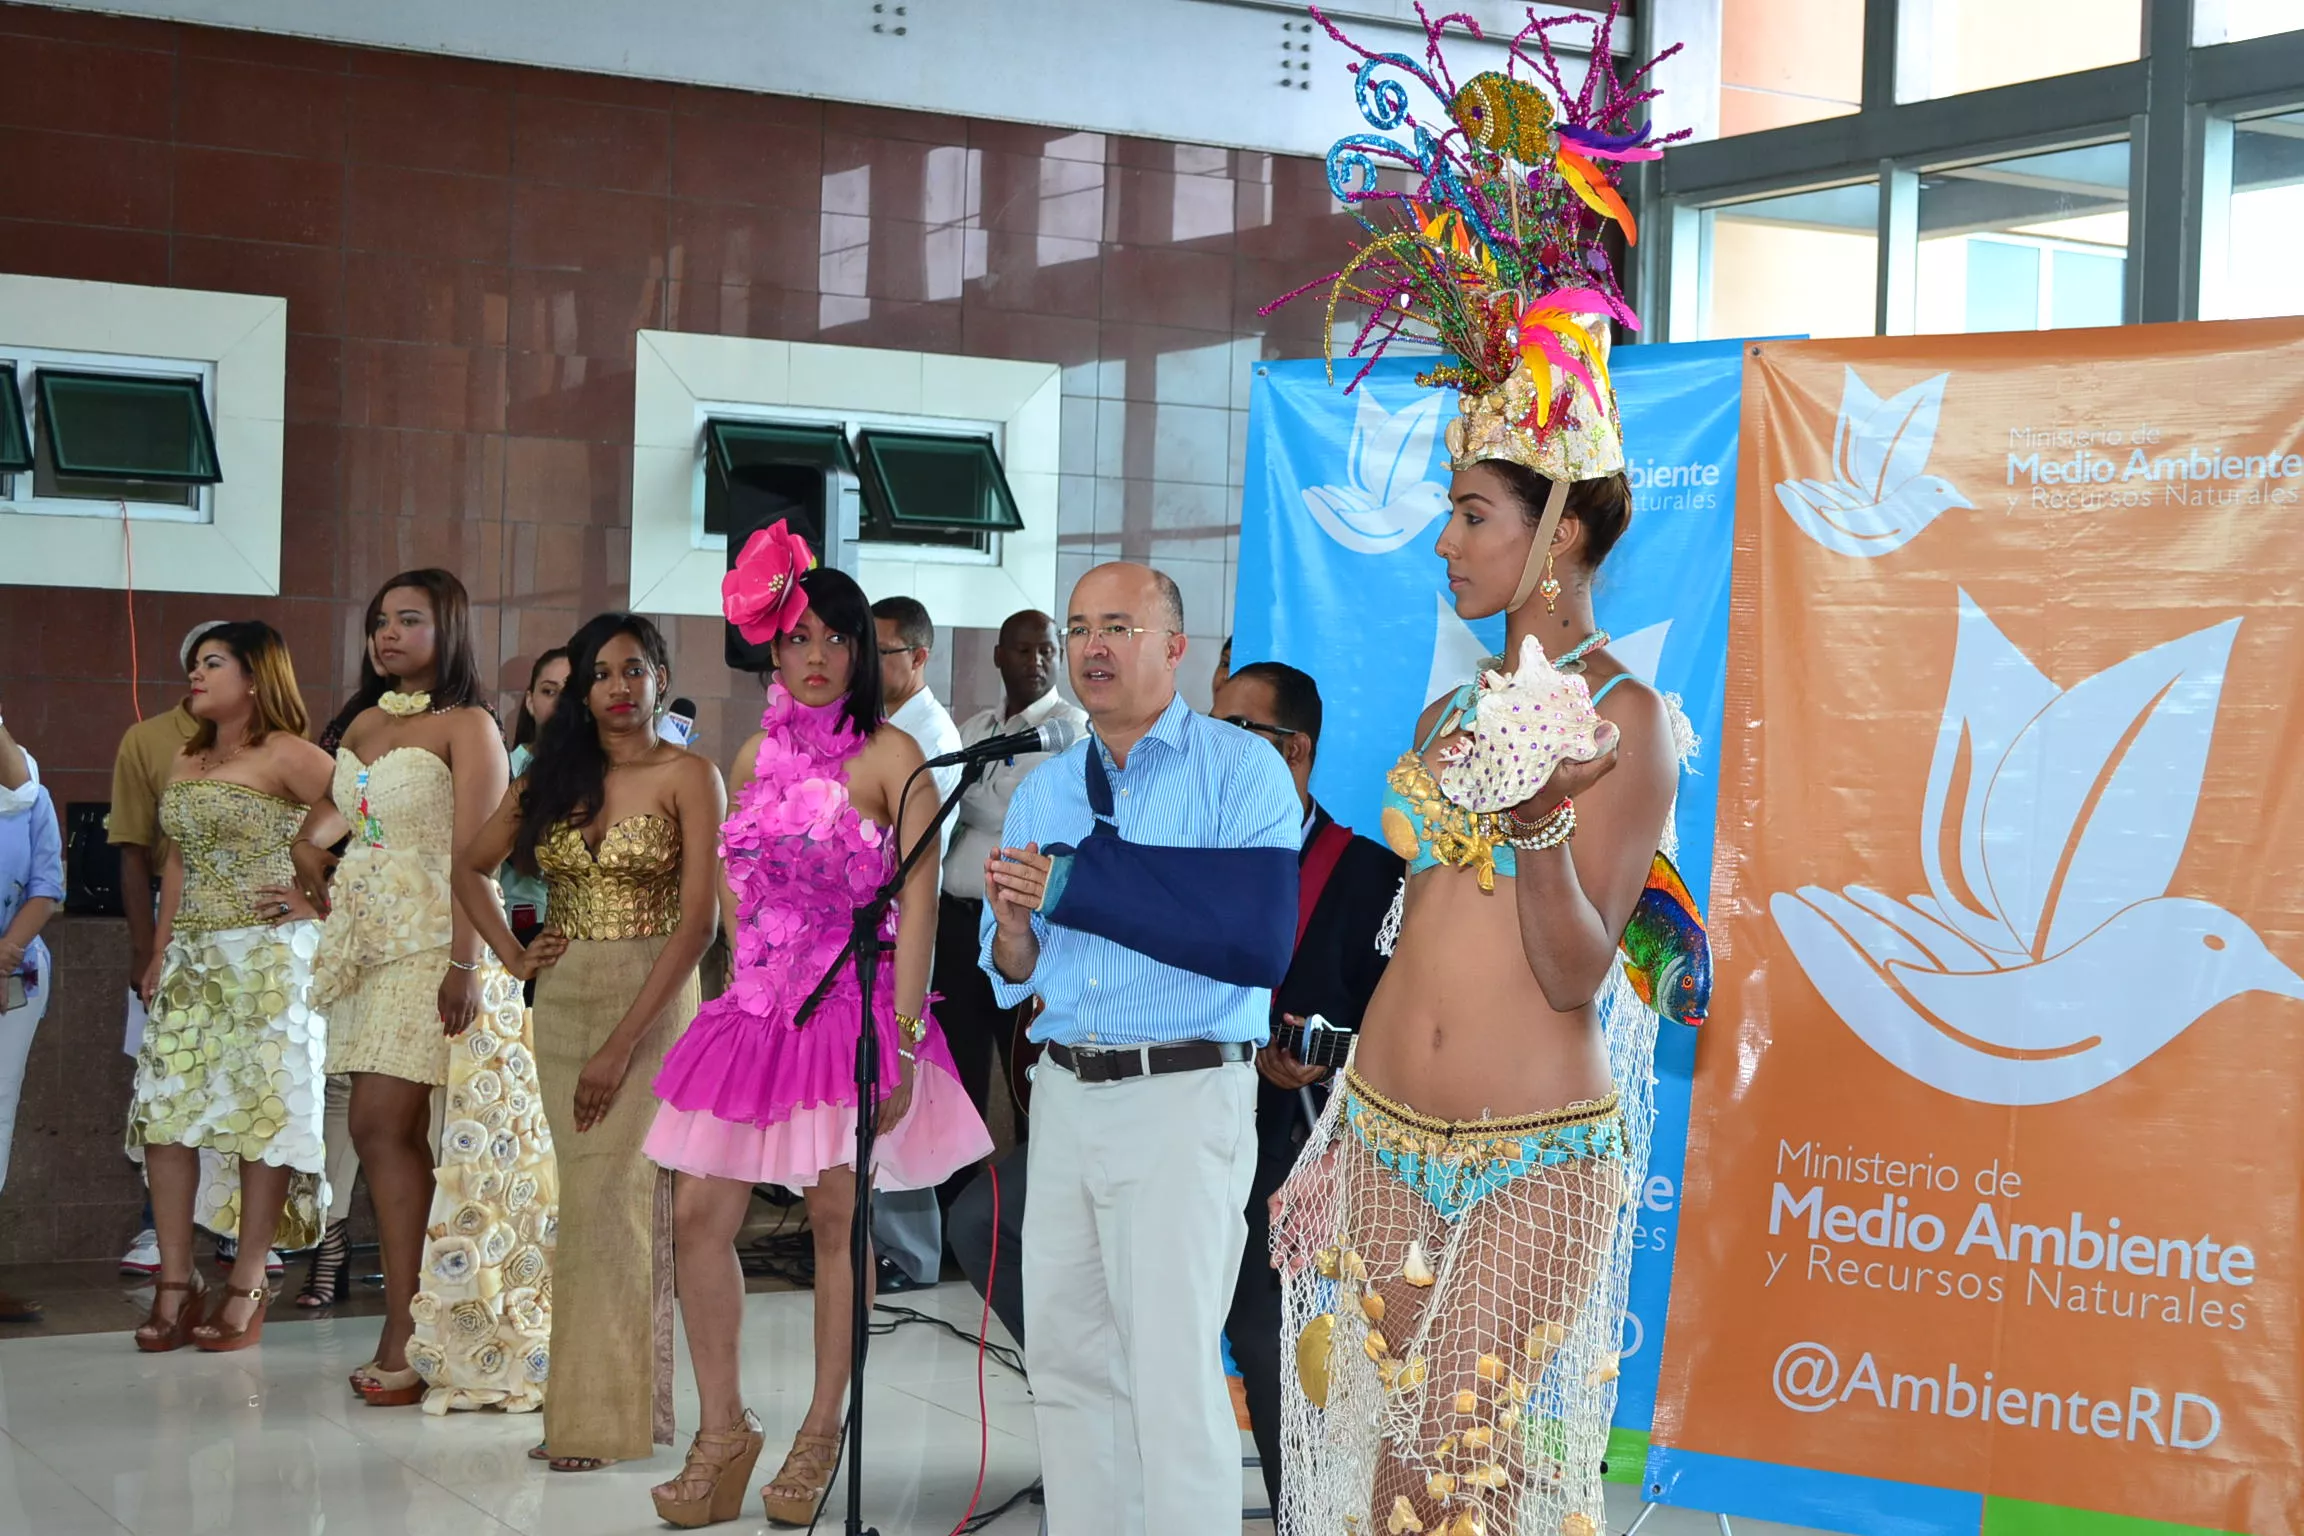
[127,779,330,1248]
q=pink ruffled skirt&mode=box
[643,987,991,1190]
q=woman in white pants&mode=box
[0,710,64,1323]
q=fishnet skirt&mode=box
[1275,967,1659,1536]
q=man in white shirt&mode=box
[937,609,1083,1132]
[867,595,966,1289]
[872,596,964,853]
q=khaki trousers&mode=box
[1023,1056,1257,1536]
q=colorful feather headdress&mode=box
[1266,3,1683,489]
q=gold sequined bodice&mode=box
[533,815,682,941]
[159,780,304,935]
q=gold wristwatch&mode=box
[895,1011,928,1046]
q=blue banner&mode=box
[1232,340,1745,1449]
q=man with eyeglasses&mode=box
[937,610,1084,1132]
[979,562,1299,1536]
[868,594,964,1294]
[1212,659,1403,1516]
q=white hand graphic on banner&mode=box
[1774,367,1974,558]
[1302,388,1450,554]
[1773,591,2304,1104]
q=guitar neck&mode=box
[1273,1020,1356,1070]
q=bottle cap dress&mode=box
[644,685,991,1189]
[530,814,695,1459]
[127,779,330,1249]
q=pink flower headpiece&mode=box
[722,520,817,643]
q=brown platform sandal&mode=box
[133,1280,206,1354]
[357,1364,425,1407]
[649,1409,763,1528]
[193,1285,268,1352]
[759,1429,840,1527]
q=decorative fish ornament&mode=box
[1620,852,1709,1025]
[1453,71,1555,162]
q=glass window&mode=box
[34,369,220,484]
[1914,141,2130,333]
[1717,0,1863,136]
[1897,0,2141,101]
[0,368,28,476]
[855,429,1024,552]
[1699,182,1879,340]
[2207,108,2304,318]
[2196,0,2304,44]
[701,419,855,552]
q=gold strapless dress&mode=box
[530,814,696,1459]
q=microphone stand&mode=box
[789,753,990,1536]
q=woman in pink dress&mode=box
[643,527,991,1529]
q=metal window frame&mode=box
[1632,0,2304,341]
[0,345,219,523]
[853,427,1027,536]
[0,366,27,476]
[689,400,1010,566]
[35,366,223,484]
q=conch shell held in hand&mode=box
[1436,635,1615,813]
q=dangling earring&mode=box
[1540,550,1561,613]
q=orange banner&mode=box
[1655,321,2304,1533]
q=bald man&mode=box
[980,563,1299,1536]
[936,609,1085,1132]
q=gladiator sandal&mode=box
[649,1409,765,1528]
[759,1429,841,1526]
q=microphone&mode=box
[925,714,1084,769]
[658,697,698,749]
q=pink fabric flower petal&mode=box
[721,520,817,643]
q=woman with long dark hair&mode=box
[299,569,550,1411]
[501,647,572,993]
[509,647,572,754]
[453,615,723,1473]
[129,622,338,1351]
[640,532,989,1527]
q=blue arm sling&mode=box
[1038,743,1296,989]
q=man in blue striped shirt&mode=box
[979,562,1299,1536]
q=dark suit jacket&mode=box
[1256,801,1403,1178]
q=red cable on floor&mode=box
[119,497,144,721]
[945,1158,1000,1536]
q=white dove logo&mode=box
[1775,367,1975,558]
[1302,387,1450,554]
[1772,591,2304,1106]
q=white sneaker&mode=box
[119,1228,160,1276]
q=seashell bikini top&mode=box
[1380,673,1631,891]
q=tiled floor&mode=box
[0,1279,1822,1536]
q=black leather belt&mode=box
[1045,1039,1253,1084]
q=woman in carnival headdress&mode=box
[640,525,992,1528]
[1268,9,1705,1536]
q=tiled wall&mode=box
[0,1,1358,809]
[0,3,1358,1259]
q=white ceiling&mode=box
[34,0,1615,157]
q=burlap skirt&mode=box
[534,935,697,1460]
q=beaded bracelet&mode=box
[1500,798,1575,851]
